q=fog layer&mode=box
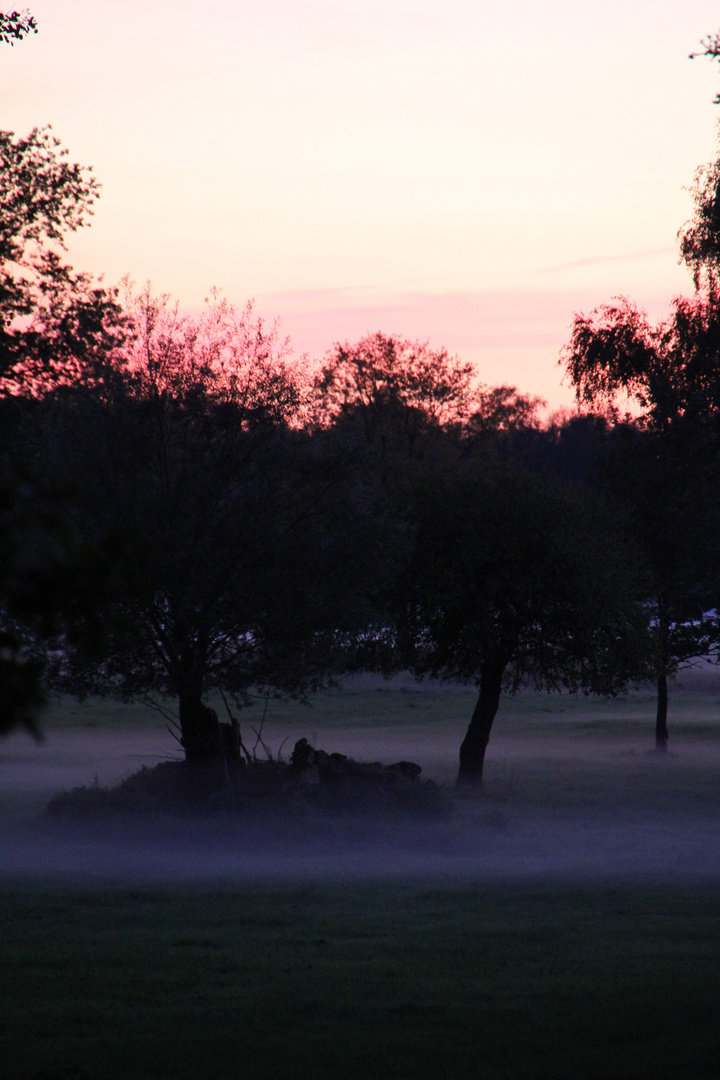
[2,677,719,884]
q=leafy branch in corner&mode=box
[0,9,37,45]
[690,31,720,103]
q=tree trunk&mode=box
[655,671,669,752]
[456,660,505,790]
[178,688,221,764]
[654,611,670,753]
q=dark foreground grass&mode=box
[1,878,719,1080]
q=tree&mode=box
[0,127,127,737]
[312,332,482,452]
[562,292,720,425]
[561,245,720,750]
[310,332,546,674]
[393,459,645,788]
[33,286,364,764]
[0,431,144,738]
[679,150,720,294]
[1,126,99,326]
[0,448,47,736]
[0,126,125,394]
[600,423,718,748]
[315,331,546,445]
[462,385,545,441]
[0,9,36,45]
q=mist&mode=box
[2,672,719,886]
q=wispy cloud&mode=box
[541,248,675,274]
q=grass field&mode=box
[2,879,719,1080]
[1,673,719,1079]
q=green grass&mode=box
[3,676,720,1078]
[40,696,165,732]
[14,678,713,831]
[37,669,720,751]
[1,879,719,1080]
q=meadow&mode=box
[1,672,719,1079]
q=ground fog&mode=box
[2,670,720,884]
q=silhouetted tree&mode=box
[602,423,718,748]
[34,287,367,764]
[0,127,125,395]
[313,332,481,456]
[501,409,612,489]
[678,128,720,296]
[392,460,645,788]
[0,439,144,738]
[502,403,720,750]
[0,437,47,736]
[0,127,127,736]
[562,195,720,747]
[462,385,545,441]
[562,294,720,423]
[313,332,560,698]
[314,333,544,450]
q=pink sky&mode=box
[3,1,720,407]
[254,280,681,409]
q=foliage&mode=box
[597,421,720,746]
[314,332,477,423]
[0,8,36,44]
[120,281,305,421]
[398,462,643,690]
[505,410,614,490]
[312,332,480,451]
[0,392,151,737]
[392,458,646,784]
[561,295,720,743]
[34,286,368,762]
[0,127,130,736]
[678,154,720,293]
[562,293,720,429]
[561,117,720,745]
[0,126,125,393]
[0,127,99,321]
[314,332,544,450]
[463,383,545,439]
[565,122,720,424]
[0,629,44,737]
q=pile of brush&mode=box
[46,738,452,821]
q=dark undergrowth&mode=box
[45,738,452,824]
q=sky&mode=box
[2,1,720,408]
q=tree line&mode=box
[4,29,720,787]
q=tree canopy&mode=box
[25,286,394,764]
[561,293,720,429]
[392,457,645,786]
[559,62,720,748]
[0,125,127,736]
[0,126,124,395]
